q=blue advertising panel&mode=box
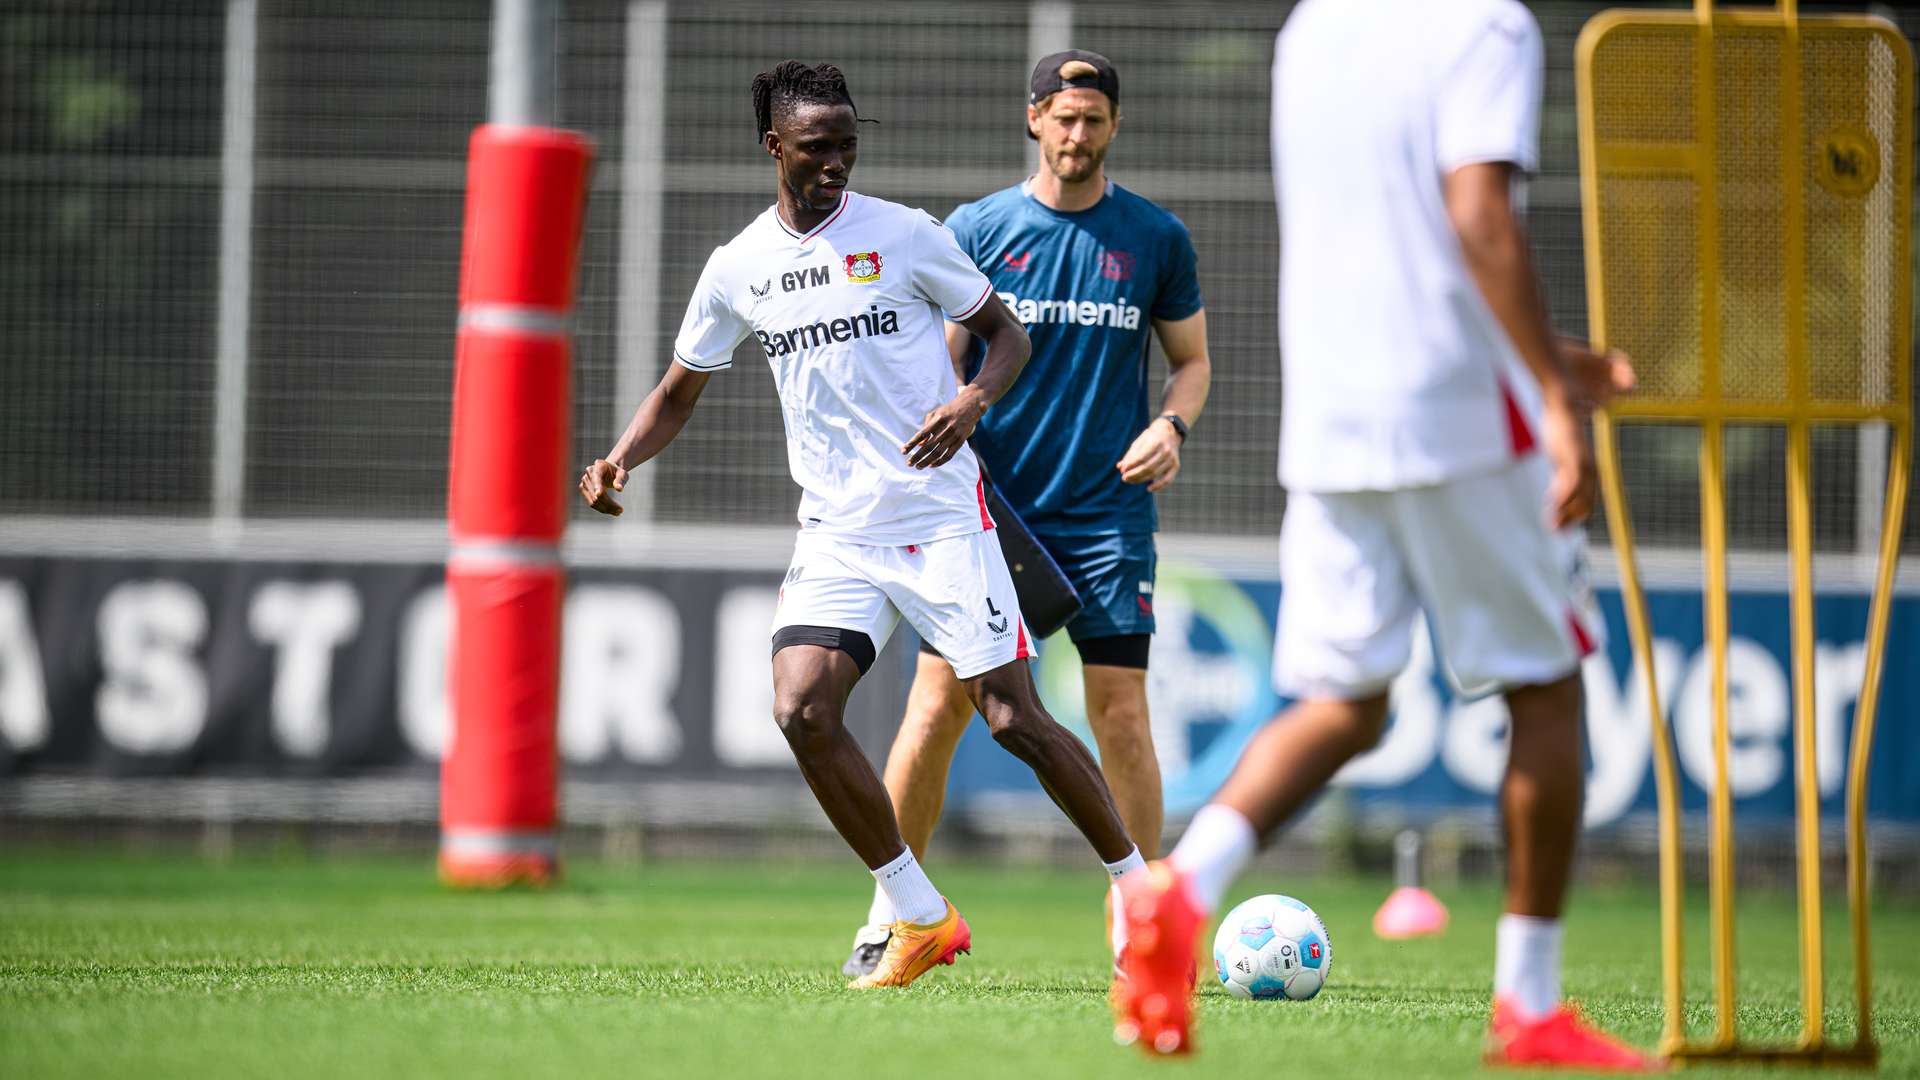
[942,561,1920,829]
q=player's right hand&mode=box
[1541,339,1633,529]
[580,459,628,516]
[1541,401,1596,530]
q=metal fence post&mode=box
[212,0,258,538]
[616,0,668,533]
[1028,1,1072,168]
[489,0,558,127]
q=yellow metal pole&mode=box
[1595,415,1686,1054]
[1772,0,1824,1050]
[1785,420,1825,1050]
[1847,423,1908,1061]
[1701,419,1737,1051]
[1576,22,1686,1052]
[1853,17,1916,1058]
[1692,0,1736,1052]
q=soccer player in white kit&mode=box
[1115,2,1655,1068]
[581,61,1144,990]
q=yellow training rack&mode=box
[1577,0,1911,1068]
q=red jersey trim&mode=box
[976,475,996,531]
[1567,609,1597,658]
[1500,377,1537,457]
[951,281,995,322]
[776,193,850,243]
[1014,618,1032,660]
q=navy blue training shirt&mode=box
[947,181,1203,537]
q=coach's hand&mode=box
[904,387,988,469]
[580,459,628,516]
[1117,419,1181,492]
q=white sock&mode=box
[865,882,895,931]
[871,848,946,926]
[1494,914,1564,1020]
[1104,846,1148,959]
[1167,803,1258,913]
[1104,845,1148,881]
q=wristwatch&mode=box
[1159,413,1189,443]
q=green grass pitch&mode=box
[3,850,1917,1078]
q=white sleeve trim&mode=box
[673,349,733,372]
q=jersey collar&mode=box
[775,192,851,243]
[1021,176,1113,212]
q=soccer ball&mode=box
[1212,894,1332,1001]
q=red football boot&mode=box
[1485,995,1665,1072]
[1113,862,1205,1056]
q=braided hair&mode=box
[751,60,867,138]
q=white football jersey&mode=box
[1274,0,1546,493]
[673,192,998,546]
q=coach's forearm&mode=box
[1159,353,1211,426]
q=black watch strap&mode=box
[1160,413,1189,443]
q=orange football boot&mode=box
[1114,862,1205,1055]
[1105,884,1130,1023]
[1484,995,1665,1072]
[847,899,971,989]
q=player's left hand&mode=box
[1117,420,1181,492]
[904,387,988,469]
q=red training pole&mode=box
[440,124,594,887]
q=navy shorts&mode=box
[1043,531,1157,643]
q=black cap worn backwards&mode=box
[1026,50,1118,139]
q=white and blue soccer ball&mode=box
[1212,894,1332,1001]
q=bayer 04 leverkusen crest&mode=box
[843,251,883,282]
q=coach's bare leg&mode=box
[967,659,1135,862]
[1083,664,1163,858]
[772,645,908,869]
[1499,672,1585,918]
[1209,693,1391,835]
[879,651,977,858]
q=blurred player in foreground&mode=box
[841,50,1211,977]
[1116,0,1654,1068]
[580,61,1144,989]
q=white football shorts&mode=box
[774,528,1035,680]
[1273,454,1602,701]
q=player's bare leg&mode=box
[965,658,1136,864]
[1083,664,1162,858]
[881,655,1162,856]
[1499,672,1584,920]
[1484,670,1655,1070]
[840,653,974,975]
[880,652,976,858]
[850,651,1154,976]
[1211,693,1390,839]
[773,643,972,989]
[1117,692,1387,1055]
[771,645,906,868]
